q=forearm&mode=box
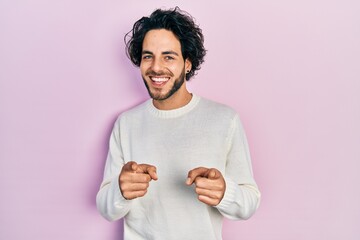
[96,176,132,221]
[215,177,261,220]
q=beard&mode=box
[142,69,185,101]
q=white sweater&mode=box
[96,95,260,240]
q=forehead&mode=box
[142,29,182,54]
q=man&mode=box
[96,7,260,240]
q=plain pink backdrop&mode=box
[1,0,359,239]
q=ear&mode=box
[185,58,192,73]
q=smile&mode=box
[150,76,170,86]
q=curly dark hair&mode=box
[124,7,206,80]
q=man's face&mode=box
[140,29,191,101]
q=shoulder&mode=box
[197,96,238,119]
[114,99,151,125]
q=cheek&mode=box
[169,63,185,74]
[140,63,147,73]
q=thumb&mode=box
[206,168,219,180]
[123,161,138,172]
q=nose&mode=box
[150,57,163,73]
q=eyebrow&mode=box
[162,51,179,56]
[142,50,179,56]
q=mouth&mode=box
[149,76,170,86]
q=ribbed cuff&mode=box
[215,177,237,211]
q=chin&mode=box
[151,92,171,101]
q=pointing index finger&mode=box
[145,165,158,180]
[137,164,158,180]
[186,167,209,185]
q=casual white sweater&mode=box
[96,95,260,240]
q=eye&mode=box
[165,56,174,60]
[142,55,152,60]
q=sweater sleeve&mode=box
[96,117,132,221]
[215,114,261,220]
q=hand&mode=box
[119,161,158,200]
[186,167,226,206]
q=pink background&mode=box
[1,0,359,239]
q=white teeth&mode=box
[151,77,169,82]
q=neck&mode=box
[153,84,192,110]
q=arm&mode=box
[186,114,260,220]
[96,117,158,221]
[186,171,260,220]
[216,114,260,220]
[96,117,131,221]
[215,178,260,220]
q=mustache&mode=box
[145,69,174,77]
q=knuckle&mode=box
[129,174,137,182]
[119,172,128,180]
[194,178,199,185]
[209,191,216,198]
[143,175,151,182]
[119,176,125,182]
[214,182,222,189]
[195,178,206,187]
[194,177,202,185]
[214,192,222,199]
[119,184,127,191]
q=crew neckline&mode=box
[146,94,201,118]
